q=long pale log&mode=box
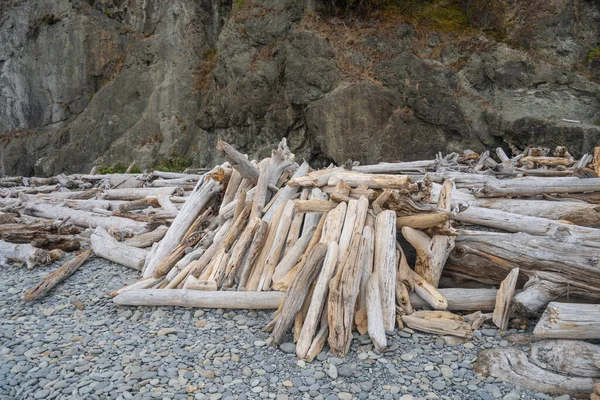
[296,242,339,359]
[477,177,600,198]
[25,203,147,234]
[284,189,309,255]
[223,218,260,288]
[493,268,519,330]
[396,213,450,230]
[320,202,347,244]
[395,246,414,315]
[475,348,597,398]
[273,226,315,284]
[366,273,387,351]
[216,141,260,184]
[270,243,328,347]
[23,250,92,301]
[410,268,447,311]
[295,199,338,213]
[259,200,296,290]
[447,230,600,299]
[238,220,269,289]
[402,310,473,338]
[110,277,162,297]
[337,199,358,259]
[263,162,309,223]
[301,188,328,237]
[220,169,243,214]
[409,288,498,311]
[305,309,329,362]
[328,172,411,189]
[530,340,600,378]
[143,178,221,277]
[521,156,573,166]
[114,289,284,309]
[534,302,600,339]
[0,240,51,269]
[91,227,148,271]
[321,185,378,201]
[511,274,566,316]
[250,160,271,220]
[287,167,345,187]
[103,187,182,201]
[355,226,374,335]
[123,226,169,248]
[353,160,436,173]
[374,210,397,331]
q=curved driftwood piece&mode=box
[511,274,566,316]
[530,340,600,378]
[0,240,51,269]
[23,250,92,301]
[402,310,472,338]
[534,302,600,339]
[91,227,149,271]
[25,203,147,234]
[123,226,169,248]
[493,268,519,330]
[475,348,597,398]
[366,273,387,351]
[447,230,600,299]
[114,289,284,309]
[143,178,221,277]
[296,242,339,359]
[374,210,397,331]
[270,243,328,347]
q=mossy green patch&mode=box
[152,153,192,172]
[587,47,600,63]
[97,163,140,174]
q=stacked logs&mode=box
[2,142,600,397]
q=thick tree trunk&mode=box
[91,227,149,271]
[530,340,600,378]
[534,302,600,339]
[0,240,51,269]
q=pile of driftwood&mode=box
[1,142,599,398]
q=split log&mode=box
[123,226,169,248]
[511,274,566,316]
[402,179,454,287]
[352,160,436,173]
[446,230,600,299]
[0,240,51,269]
[270,243,328,347]
[355,226,374,335]
[374,210,397,331]
[410,268,447,311]
[296,242,339,359]
[25,203,147,234]
[366,273,387,351]
[238,221,269,290]
[250,160,271,220]
[220,169,243,213]
[305,309,329,362]
[103,187,182,201]
[152,230,204,277]
[530,340,600,378]
[216,141,260,184]
[91,227,149,271]
[114,289,284,309]
[143,178,221,277]
[395,246,413,315]
[328,172,411,189]
[23,250,92,301]
[534,302,600,339]
[493,268,519,330]
[402,310,473,338]
[475,348,597,398]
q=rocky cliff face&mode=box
[1,0,599,176]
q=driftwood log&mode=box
[533,302,600,339]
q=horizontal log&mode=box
[328,172,411,189]
[534,302,600,339]
[103,187,183,201]
[113,289,284,309]
[477,177,600,198]
[352,160,436,173]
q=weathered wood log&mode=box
[284,189,308,254]
[321,185,378,201]
[395,246,414,316]
[23,250,92,301]
[263,162,309,223]
[520,156,573,166]
[328,172,411,189]
[530,340,600,378]
[402,311,472,338]
[30,236,80,252]
[355,226,374,335]
[123,226,169,248]
[305,309,329,362]
[477,177,600,198]
[402,179,454,287]
[475,348,597,398]
[409,288,499,311]
[103,187,182,201]
[272,226,315,284]
[534,302,600,339]
[25,203,147,234]
[410,268,447,311]
[250,160,271,220]
[447,230,600,299]
[0,222,82,244]
[352,160,436,173]
[216,141,260,184]
[511,274,566,316]
[295,199,338,213]
[114,289,284,309]
[183,276,218,291]
[91,227,149,271]
[493,268,519,330]
[238,221,269,290]
[396,212,451,229]
[301,188,328,237]
[223,218,261,288]
[270,243,328,347]
[296,242,339,359]
[320,202,347,244]
[374,210,397,331]
[152,230,204,277]
[366,273,387,351]
[143,178,221,277]
[0,240,52,269]
[287,167,345,187]
[110,277,162,297]
[220,169,243,214]
[337,199,358,259]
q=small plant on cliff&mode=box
[587,47,600,63]
[233,0,246,12]
[97,163,140,174]
[153,153,192,172]
[193,49,219,93]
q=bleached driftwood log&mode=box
[511,274,566,316]
[475,348,597,398]
[355,226,374,335]
[143,178,221,277]
[103,187,182,201]
[123,226,169,248]
[238,221,269,289]
[272,226,315,284]
[217,141,260,184]
[23,250,92,301]
[91,227,149,271]
[374,210,397,331]
[493,268,519,330]
[530,340,600,378]
[402,310,472,338]
[534,302,600,339]
[410,268,448,311]
[477,177,600,198]
[408,288,498,311]
[263,161,309,222]
[0,240,51,269]
[328,172,411,189]
[366,273,387,351]
[25,203,147,234]
[114,289,284,309]
[352,160,436,173]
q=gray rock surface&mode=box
[1,0,600,176]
